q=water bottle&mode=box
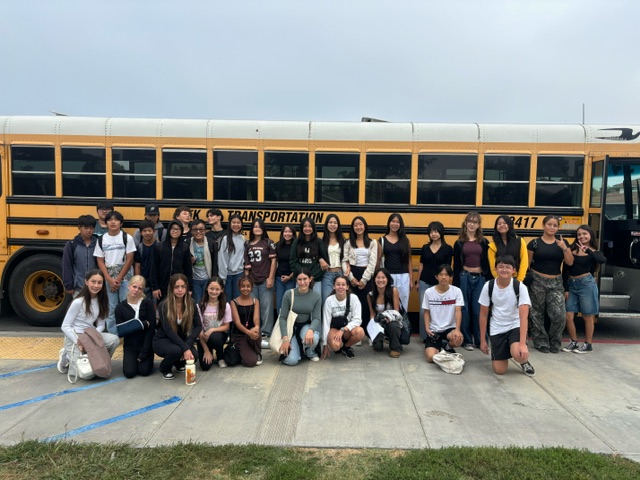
[185,359,196,385]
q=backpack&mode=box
[97,231,129,263]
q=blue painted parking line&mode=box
[0,363,56,379]
[43,396,182,442]
[0,377,126,412]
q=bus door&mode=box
[599,156,640,312]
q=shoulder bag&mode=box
[269,290,297,354]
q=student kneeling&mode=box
[478,255,536,377]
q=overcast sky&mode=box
[3,0,638,125]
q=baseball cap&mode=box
[145,204,160,215]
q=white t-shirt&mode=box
[422,285,464,332]
[94,231,136,267]
[478,279,531,335]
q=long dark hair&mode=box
[249,218,270,242]
[570,224,598,251]
[224,214,243,255]
[323,214,345,261]
[161,273,194,335]
[369,268,395,309]
[277,224,296,252]
[75,269,109,320]
[296,217,319,258]
[199,276,228,322]
[492,215,521,267]
[458,211,484,243]
[348,216,372,248]
[384,213,411,265]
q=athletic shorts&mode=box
[490,327,521,361]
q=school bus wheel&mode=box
[8,254,70,327]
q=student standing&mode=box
[57,270,120,375]
[94,202,113,237]
[93,210,136,334]
[417,221,453,340]
[488,215,528,281]
[342,216,378,335]
[173,206,192,240]
[133,204,166,246]
[155,221,193,300]
[62,215,98,297]
[321,214,347,304]
[153,273,202,380]
[378,213,413,313]
[453,212,490,351]
[206,208,226,249]
[479,255,536,377]
[275,224,297,315]
[562,225,606,354]
[290,217,328,297]
[114,275,156,378]
[189,219,218,304]
[218,214,246,300]
[527,215,573,353]
[134,220,161,299]
[244,219,277,338]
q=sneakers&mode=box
[536,346,550,354]
[354,340,363,347]
[256,354,263,366]
[521,361,536,377]
[389,350,401,358]
[56,348,69,374]
[462,343,474,351]
[562,340,579,353]
[176,366,186,373]
[574,342,593,354]
[341,346,355,359]
[218,360,228,368]
[549,346,560,354]
[443,343,457,354]
[162,372,175,380]
[309,355,320,362]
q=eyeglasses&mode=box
[192,228,205,232]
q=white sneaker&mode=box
[309,356,320,362]
[256,354,263,366]
[218,359,228,368]
[57,347,68,374]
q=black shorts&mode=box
[490,327,521,361]
[423,327,455,350]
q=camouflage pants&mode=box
[528,272,566,351]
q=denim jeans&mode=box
[192,278,208,305]
[459,271,484,346]
[224,272,243,301]
[418,280,432,340]
[321,270,343,304]
[251,282,275,335]
[282,324,319,366]
[275,277,296,317]
[106,279,130,334]
[391,273,410,312]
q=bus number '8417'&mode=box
[510,216,538,228]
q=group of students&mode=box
[58,205,605,380]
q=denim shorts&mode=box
[566,274,599,315]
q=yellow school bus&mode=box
[1,116,639,326]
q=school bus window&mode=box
[162,149,207,200]
[213,150,258,201]
[112,148,156,199]
[417,153,477,205]
[535,155,583,207]
[590,161,604,208]
[11,145,55,196]
[264,151,309,202]
[61,147,106,198]
[315,152,359,203]
[483,154,530,206]
[366,153,411,204]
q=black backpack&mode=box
[97,231,130,263]
[486,278,520,333]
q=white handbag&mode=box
[432,350,465,375]
[67,343,96,383]
[269,290,297,354]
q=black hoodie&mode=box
[155,220,193,296]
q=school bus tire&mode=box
[8,254,70,327]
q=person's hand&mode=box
[183,349,194,361]
[451,329,464,345]
[280,339,291,355]
[66,289,75,295]
[77,339,85,353]
[304,329,315,345]
[321,345,330,360]
[319,259,328,271]
[248,326,260,341]
[480,340,489,355]
[331,329,343,345]
[564,291,569,301]
[517,343,529,362]
[266,277,274,289]
[153,289,162,300]
[556,235,567,250]
[203,350,213,364]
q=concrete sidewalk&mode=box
[0,338,639,462]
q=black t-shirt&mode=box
[528,238,567,276]
[419,243,453,284]
[381,237,407,274]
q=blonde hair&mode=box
[128,275,147,300]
